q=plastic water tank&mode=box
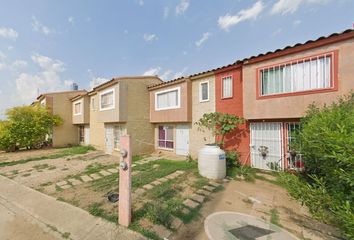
[198,144,226,179]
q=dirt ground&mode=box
[172,175,341,240]
[0,148,63,163]
[0,150,116,188]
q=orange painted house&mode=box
[213,29,354,171]
[214,63,250,165]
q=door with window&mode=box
[79,126,85,144]
[176,125,189,156]
[158,126,174,149]
[105,125,114,154]
[250,122,283,171]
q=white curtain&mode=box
[261,55,331,95]
[157,90,178,109]
[223,77,232,98]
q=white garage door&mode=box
[250,122,283,171]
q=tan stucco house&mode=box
[148,72,217,158]
[86,76,162,155]
[70,93,90,146]
[36,90,87,147]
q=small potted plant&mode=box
[258,145,269,158]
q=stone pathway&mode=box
[132,170,185,199]
[55,167,119,190]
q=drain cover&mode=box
[229,225,275,240]
[107,193,119,203]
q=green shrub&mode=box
[0,105,63,151]
[145,202,172,228]
[281,93,354,239]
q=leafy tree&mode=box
[0,105,63,151]
[195,112,244,148]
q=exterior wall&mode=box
[149,80,192,123]
[125,78,161,155]
[89,94,105,151]
[72,96,90,124]
[89,77,161,155]
[189,74,216,158]
[153,123,192,155]
[50,91,86,147]
[215,66,250,165]
[243,38,354,119]
[96,83,127,123]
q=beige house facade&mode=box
[71,93,90,145]
[36,90,87,147]
[148,74,216,158]
[87,76,162,156]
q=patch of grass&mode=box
[57,197,80,207]
[62,232,71,239]
[234,166,256,182]
[129,223,161,240]
[146,180,180,201]
[11,170,18,175]
[132,155,144,162]
[33,163,49,170]
[0,145,95,168]
[90,173,119,192]
[22,173,31,177]
[270,208,282,227]
[177,205,202,224]
[191,176,209,189]
[213,185,225,192]
[48,166,56,170]
[88,202,117,223]
[55,185,63,192]
[133,159,196,189]
[40,181,53,187]
[144,202,173,228]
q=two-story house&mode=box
[86,76,162,155]
[70,93,90,145]
[241,29,354,171]
[36,90,87,147]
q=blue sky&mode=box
[0,0,353,118]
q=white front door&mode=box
[250,122,283,171]
[176,125,189,156]
[105,125,114,154]
[84,126,90,145]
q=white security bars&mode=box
[260,53,333,96]
[222,76,233,98]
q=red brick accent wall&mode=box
[215,66,250,165]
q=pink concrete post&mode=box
[119,135,132,227]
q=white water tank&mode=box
[198,144,226,179]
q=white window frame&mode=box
[155,86,181,111]
[199,80,210,102]
[99,88,115,111]
[157,125,174,150]
[222,76,233,99]
[259,52,334,97]
[73,99,83,116]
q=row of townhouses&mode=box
[32,29,354,171]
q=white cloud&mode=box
[87,69,109,89]
[143,67,161,76]
[218,1,264,31]
[68,16,75,24]
[31,16,53,35]
[64,80,74,87]
[143,33,158,42]
[176,0,189,15]
[293,19,302,27]
[163,7,170,19]
[138,0,144,6]
[0,27,18,40]
[271,0,329,15]
[0,63,6,71]
[89,77,109,89]
[161,70,173,80]
[15,54,69,102]
[11,60,27,70]
[195,32,211,47]
[182,51,188,55]
[173,67,188,79]
[7,46,14,51]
